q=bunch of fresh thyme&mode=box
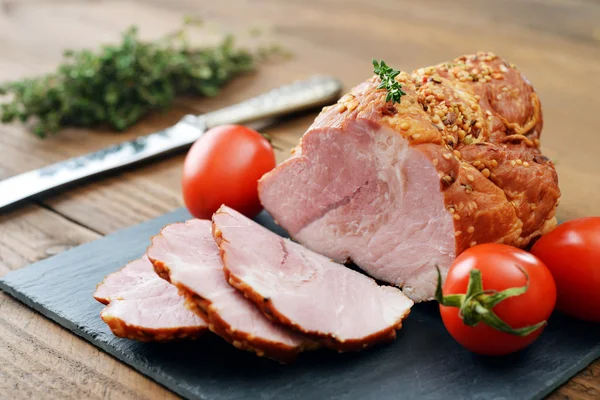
[0,21,261,136]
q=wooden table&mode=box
[0,0,598,398]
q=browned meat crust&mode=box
[212,221,411,352]
[99,311,204,342]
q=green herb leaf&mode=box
[372,59,406,105]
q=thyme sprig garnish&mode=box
[372,59,406,104]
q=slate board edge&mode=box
[532,348,599,400]
[0,278,204,400]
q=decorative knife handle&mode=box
[199,75,343,128]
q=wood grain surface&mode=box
[0,0,598,398]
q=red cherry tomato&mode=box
[530,217,600,322]
[438,244,556,356]
[182,125,275,219]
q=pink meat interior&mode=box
[260,120,456,301]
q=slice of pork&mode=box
[212,206,413,352]
[93,256,206,341]
[259,52,560,302]
[147,219,313,363]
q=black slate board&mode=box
[1,208,598,400]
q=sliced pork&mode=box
[212,206,413,351]
[259,52,560,302]
[93,256,206,341]
[147,219,313,363]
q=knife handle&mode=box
[199,75,343,128]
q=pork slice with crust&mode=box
[147,219,314,363]
[212,205,413,352]
[258,52,560,302]
[93,255,206,341]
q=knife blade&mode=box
[0,75,343,211]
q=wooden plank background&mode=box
[0,0,599,398]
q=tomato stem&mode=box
[434,266,547,337]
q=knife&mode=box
[0,75,343,211]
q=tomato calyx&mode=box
[435,266,547,337]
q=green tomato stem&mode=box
[435,265,547,337]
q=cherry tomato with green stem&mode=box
[436,243,556,356]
